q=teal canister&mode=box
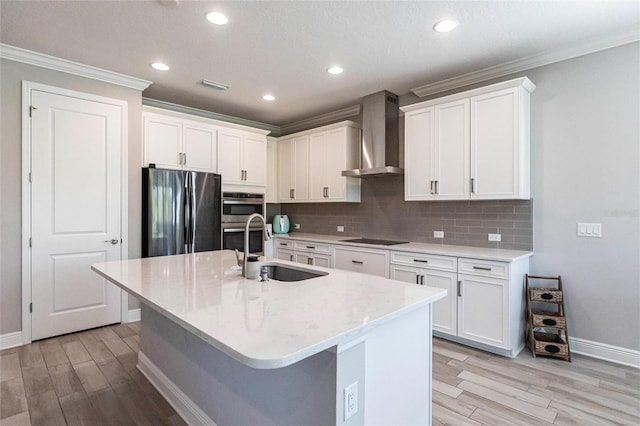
[273,215,290,234]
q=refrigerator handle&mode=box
[189,172,197,252]
[184,173,193,253]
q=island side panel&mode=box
[364,304,432,425]
[138,305,337,426]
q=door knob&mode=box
[105,239,119,244]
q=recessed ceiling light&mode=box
[206,11,228,25]
[327,66,343,75]
[262,94,275,101]
[433,19,457,33]
[151,62,170,71]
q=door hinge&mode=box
[29,106,37,118]
[29,302,33,313]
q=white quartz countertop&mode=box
[92,250,446,369]
[273,233,533,262]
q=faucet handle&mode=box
[234,249,243,267]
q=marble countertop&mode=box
[273,233,533,262]
[92,250,446,369]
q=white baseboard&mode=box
[127,308,141,323]
[137,351,217,426]
[0,331,23,350]
[569,337,640,369]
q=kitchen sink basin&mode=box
[261,263,328,282]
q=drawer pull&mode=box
[306,246,315,249]
[413,259,429,263]
[542,318,557,326]
[541,293,554,300]
[472,266,492,271]
[351,260,363,265]
[279,242,289,246]
[544,345,560,354]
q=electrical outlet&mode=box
[433,230,444,239]
[488,233,501,242]
[293,223,300,230]
[577,222,602,237]
[337,226,345,232]
[344,382,358,421]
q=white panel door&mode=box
[30,89,123,340]
[243,135,267,185]
[183,122,216,172]
[325,129,348,200]
[434,99,470,200]
[218,130,243,183]
[308,132,328,200]
[266,138,278,203]
[277,139,294,201]
[457,274,509,348]
[143,114,181,168]
[404,108,435,200]
[293,136,309,201]
[470,87,518,199]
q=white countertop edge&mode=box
[272,233,533,262]
[92,265,446,370]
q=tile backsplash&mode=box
[276,175,532,251]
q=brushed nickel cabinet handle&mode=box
[457,280,462,297]
[435,180,439,195]
[413,259,429,263]
[420,275,425,285]
[430,180,434,195]
[416,275,420,285]
[471,178,475,193]
[473,266,492,271]
[351,260,363,265]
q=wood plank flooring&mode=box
[1,323,638,425]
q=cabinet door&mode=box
[325,129,349,200]
[391,265,457,336]
[243,135,267,185]
[277,139,294,201]
[404,108,435,200]
[312,254,331,268]
[183,122,217,172]
[470,87,521,199]
[434,99,469,200]
[308,132,327,200]
[275,248,294,262]
[293,136,309,201]
[218,130,243,183]
[266,138,278,203]
[457,274,509,348]
[143,114,182,168]
[294,252,313,265]
[333,246,389,277]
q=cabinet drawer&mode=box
[391,251,456,272]
[333,246,389,278]
[293,240,331,254]
[275,240,294,249]
[458,258,508,278]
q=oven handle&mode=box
[222,227,263,233]
[222,200,264,205]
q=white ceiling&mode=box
[1,1,638,126]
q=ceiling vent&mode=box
[200,79,230,91]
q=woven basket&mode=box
[532,310,566,328]
[529,288,563,303]
[533,331,569,357]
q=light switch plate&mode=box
[337,226,345,232]
[293,224,300,230]
[433,231,444,239]
[577,222,602,237]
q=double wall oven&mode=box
[221,192,265,254]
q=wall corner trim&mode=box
[569,337,640,369]
[138,351,217,425]
[411,26,640,98]
[0,43,152,90]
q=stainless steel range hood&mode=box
[342,90,403,177]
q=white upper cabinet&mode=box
[279,121,360,203]
[278,135,309,202]
[217,128,267,187]
[401,77,534,201]
[266,137,278,203]
[143,111,217,173]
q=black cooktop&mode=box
[340,238,408,246]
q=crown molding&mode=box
[0,43,152,91]
[143,97,278,135]
[411,27,640,98]
[279,104,361,136]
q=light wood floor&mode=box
[1,323,638,425]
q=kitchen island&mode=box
[92,250,446,425]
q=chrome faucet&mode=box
[242,213,270,277]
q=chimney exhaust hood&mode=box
[342,90,403,177]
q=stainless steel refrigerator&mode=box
[142,168,221,257]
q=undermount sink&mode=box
[261,263,328,282]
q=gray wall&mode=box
[0,58,143,335]
[283,42,640,351]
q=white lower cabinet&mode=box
[391,251,529,357]
[274,239,332,267]
[390,252,458,335]
[332,246,389,278]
